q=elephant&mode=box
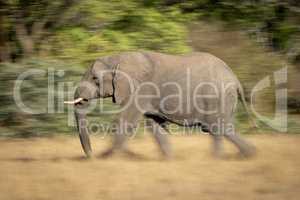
[65,51,256,159]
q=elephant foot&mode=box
[85,151,93,159]
[98,147,145,160]
[121,149,146,160]
[239,145,257,158]
[98,148,115,158]
[159,150,173,160]
[212,150,224,159]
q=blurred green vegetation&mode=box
[172,0,300,57]
[1,0,298,63]
[0,0,191,63]
[0,0,299,137]
[0,59,123,137]
[0,60,78,137]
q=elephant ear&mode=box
[112,64,134,104]
[111,52,154,105]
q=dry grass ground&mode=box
[0,134,299,200]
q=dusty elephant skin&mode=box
[67,51,256,158]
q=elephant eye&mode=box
[93,77,99,86]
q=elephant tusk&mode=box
[64,98,84,104]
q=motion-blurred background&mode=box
[0,0,299,137]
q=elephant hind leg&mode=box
[205,119,255,158]
[210,134,224,158]
[225,133,256,157]
[202,121,224,158]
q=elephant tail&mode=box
[237,84,259,129]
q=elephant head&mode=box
[64,53,153,157]
[64,58,116,157]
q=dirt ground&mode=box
[0,134,299,200]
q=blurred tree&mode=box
[0,0,190,63]
[160,0,300,60]
[0,0,78,60]
[0,0,10,62]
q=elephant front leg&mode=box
[100,106,142,158]
[146,118,172,159]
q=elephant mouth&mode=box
[64,98,89,105]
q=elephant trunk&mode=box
[74,106,92,158]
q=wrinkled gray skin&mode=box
[74,51,256,159]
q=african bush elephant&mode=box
[65,51,256,159]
